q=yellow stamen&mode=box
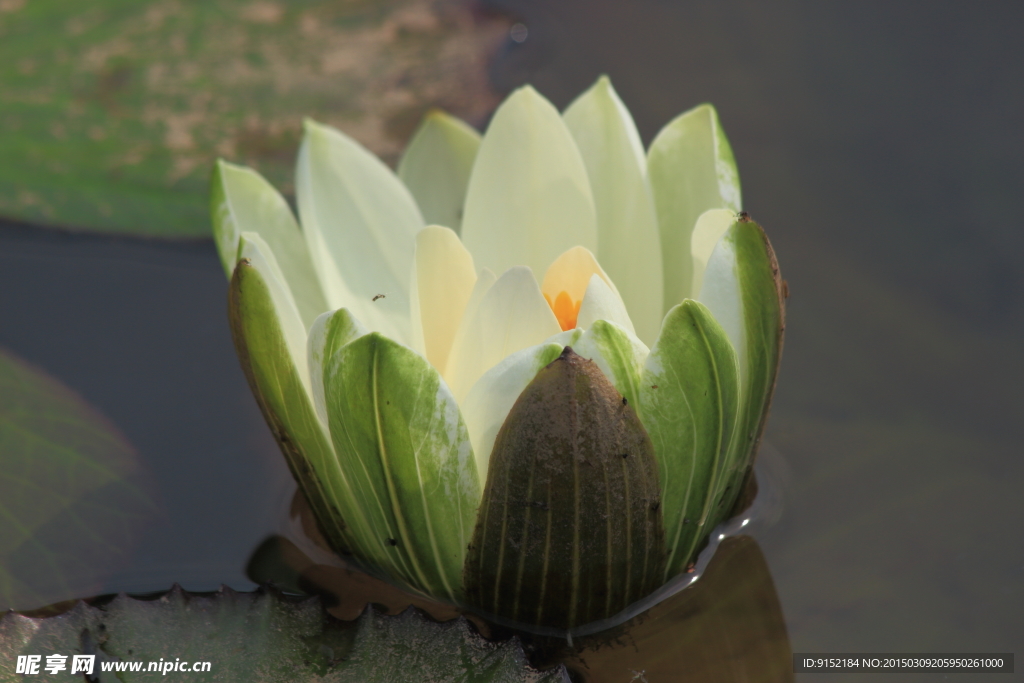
[545,290,581,331]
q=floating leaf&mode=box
[0,347,154,611]
[0,587,569,682]
[0,0,505,236]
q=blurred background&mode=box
[1,0,1022,680]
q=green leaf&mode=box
[211,160,327,329]
[297,119,423,346]
[228,252,355,564]
[636,300,740,579]
[697,216,785,521]
[0,347,155,611]
[461,86,597,282]
[563,76,664,347]
[334,604,568,683]
[323,333,481,603]
[398,110,481,234]
[0,0,501,237]
[647,104,741,309]
[0,588,569,682]
[465,348,665,629]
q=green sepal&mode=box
[637,300,740,579]
[465,348,665,629]
[704,216,785,519]
[228,259,351,557]
[322,333,481,603]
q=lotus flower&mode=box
[211,76,784,630]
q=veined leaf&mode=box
[698,216,785,524]
[398,111,481,235]
[636,300,740,579]
[465,348,664,629]
[0,348,154,611]
[647,104,741,309]
[323,333,481,603]
[0,588,569,682]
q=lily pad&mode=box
[0,0,506,236]
[0,587,569,682]
[0,347,155,611]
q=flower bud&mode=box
[464,347,665,629]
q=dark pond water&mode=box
[2,1,1024,681]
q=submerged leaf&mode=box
[0,348,154,611]
[465,348,665,629]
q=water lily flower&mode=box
[211,76,784,630]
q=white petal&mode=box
[398,111,481,234]
[410,226,477,374]
[697,230,746,387]
[563,76,664,346]
[577,274,636,334]
[690,208,737,297]
[444,266,561,402]
[212,161,328,329]
[461,86,597,280]
[461,342,565,484]
[648,104,741,309]
[296,119,423,344]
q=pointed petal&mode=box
[563,76,664,346]
[227,243,353,567]
[571,320,649,408]
[444,266,561,402]
[296,119,423,344]
[323,332,481,601]
[461,342,565,484]
[540,245,619,304]
[636,300,740,579]
[698,216,785,517]
[576,274,636,334]
[398,111,481,234]
[690,208,737,297]
[411,226,477,374]
[461,86,597,279]
[647,104,741,308]
[211,160,327,329]
[307,308,367,427]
